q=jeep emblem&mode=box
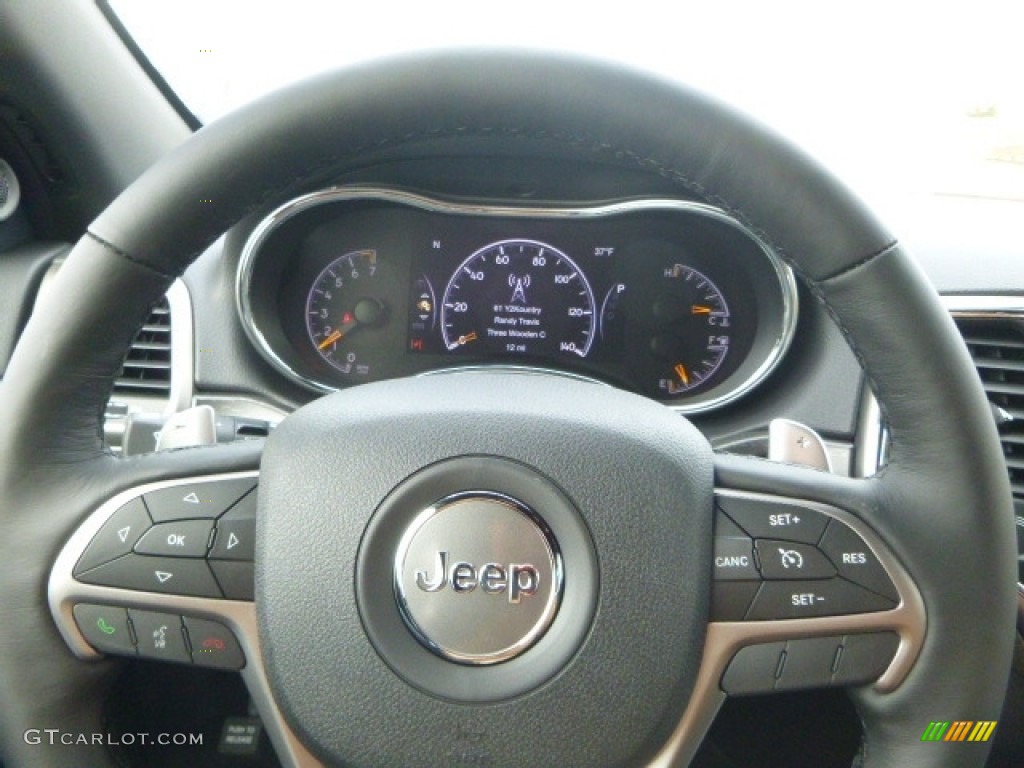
[414,551,541,603]
[394,493,562,665]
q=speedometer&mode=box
[441,239,596,358]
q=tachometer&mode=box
[441,239,596,358]
[306,249,388,376]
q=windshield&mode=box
[109,0,1023,222]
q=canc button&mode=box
[713,537,759,580]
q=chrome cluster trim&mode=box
[47,472,321,768]
[653,488,926,767]
[50,479,921,768]
[235,186,799,414]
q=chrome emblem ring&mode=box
[393,492,563,665]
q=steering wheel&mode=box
[0,52,1015,768]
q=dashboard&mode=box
[237,188,798,413]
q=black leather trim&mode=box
[87,51,892,283]
[0,51,1015,767]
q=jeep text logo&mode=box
[414,551,540,603]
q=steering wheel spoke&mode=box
[47,467,320,767]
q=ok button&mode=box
[135,520,214,558]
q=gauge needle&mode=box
[317,314,359,350]
[674,363,690,385]
[691,305,713,315]
[457,332,478,346]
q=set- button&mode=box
[711,495,899,621]
[74,477,257,600]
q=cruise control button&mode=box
[134,520,214,558]
[818,521,899,602]
[832,632,900,686]
[745,578,897,620]
[184,616,245,669]
[717,496,828,545]
[73,604,136,656]
[128,610,191,663]
[77,555,223,598]
[74,498,152,575]
[713,537,759,580]
[755,539,836,580]
[144,478,256,523]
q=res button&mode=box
[818,520,898,602]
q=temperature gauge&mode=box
[647,264,732,397]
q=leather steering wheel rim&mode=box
[0,51,1015,768]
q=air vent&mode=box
[953,315,1024,499]
[113,298,172,396]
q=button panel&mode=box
[711,495,899,622]
[73,603,245,670]
[720,632,900,695]
[75,477,257,601]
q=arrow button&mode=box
[209,518,255,562]
[74,498,153,576]
[76,555,223,598]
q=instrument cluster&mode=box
[237,188,798,412]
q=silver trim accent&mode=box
[768,418,834,472]
[942,294,1024,315]
[853,387,887,479]
[0,157,22,221]
[392,491,564,665]
[50,479,921,768]
[47,472,321,768]
[652,488,926,767]
[164,279,195,416]
[235,186,799,414]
